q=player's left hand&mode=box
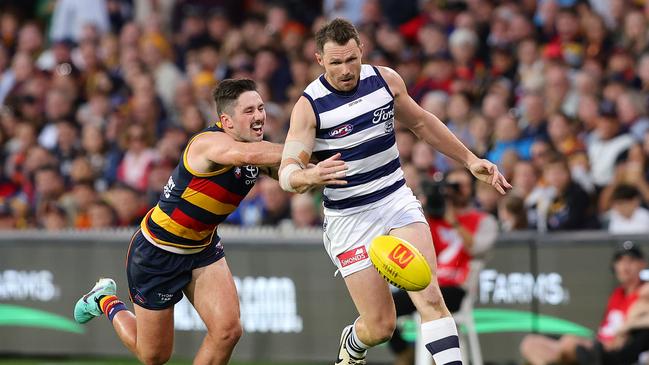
[468,159,512,195]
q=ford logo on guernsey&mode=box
[372,104,394,124]
[329,124,353,138]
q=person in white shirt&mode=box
[587,101,635,189]
[606,184,649,234]
[49,0,110,43]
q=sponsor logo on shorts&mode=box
[156,292,174,304]
[388,244,415,269]
[337,247,368,268]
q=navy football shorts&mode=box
[126,229,225,310]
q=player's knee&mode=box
[226,321,244,345]
[213,319,243,348]
[136,342,173,365]
[366,316,396,344]
[139,351,172,365]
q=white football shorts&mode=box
[322,185,427,277]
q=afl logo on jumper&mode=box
[329,124,353,138]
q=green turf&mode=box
[0,359,319,365]
[0,359,189,365]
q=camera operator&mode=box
[389,168,499,365]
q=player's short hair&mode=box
[315,18,360,53]
[212,78,257,115]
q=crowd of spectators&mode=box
[2,0,649,234]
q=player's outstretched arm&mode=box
[377,66,511,194]
[279,96,348,193]
[195,132,283,167]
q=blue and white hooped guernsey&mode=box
[303,64,405,215]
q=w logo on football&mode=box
[388,244,415,269]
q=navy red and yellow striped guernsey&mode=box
[140,123,259,253]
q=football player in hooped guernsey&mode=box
[74,79,282,365]
[279,19,511,365]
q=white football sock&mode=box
[346,318,370,358]
[421,316,463,365]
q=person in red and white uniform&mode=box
[520,240,646,365]
[429,168,499,292]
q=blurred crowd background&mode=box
[2,0,649,234]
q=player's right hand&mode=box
[306,153,348,186]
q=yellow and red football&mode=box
[369,235,432,291]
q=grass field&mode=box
[0,359,191,365]
[0,359,320,365]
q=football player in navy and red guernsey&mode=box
[73,79,283,365]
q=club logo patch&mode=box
[243,166,259,179]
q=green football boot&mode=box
[73,278,117,324]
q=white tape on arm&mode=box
[279,164,301,192]
[282,140,309,168]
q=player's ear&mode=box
[220,113,234,129]
[315,52,324,67]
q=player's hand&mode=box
[305,153,348,186]
[468,159,512,195]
